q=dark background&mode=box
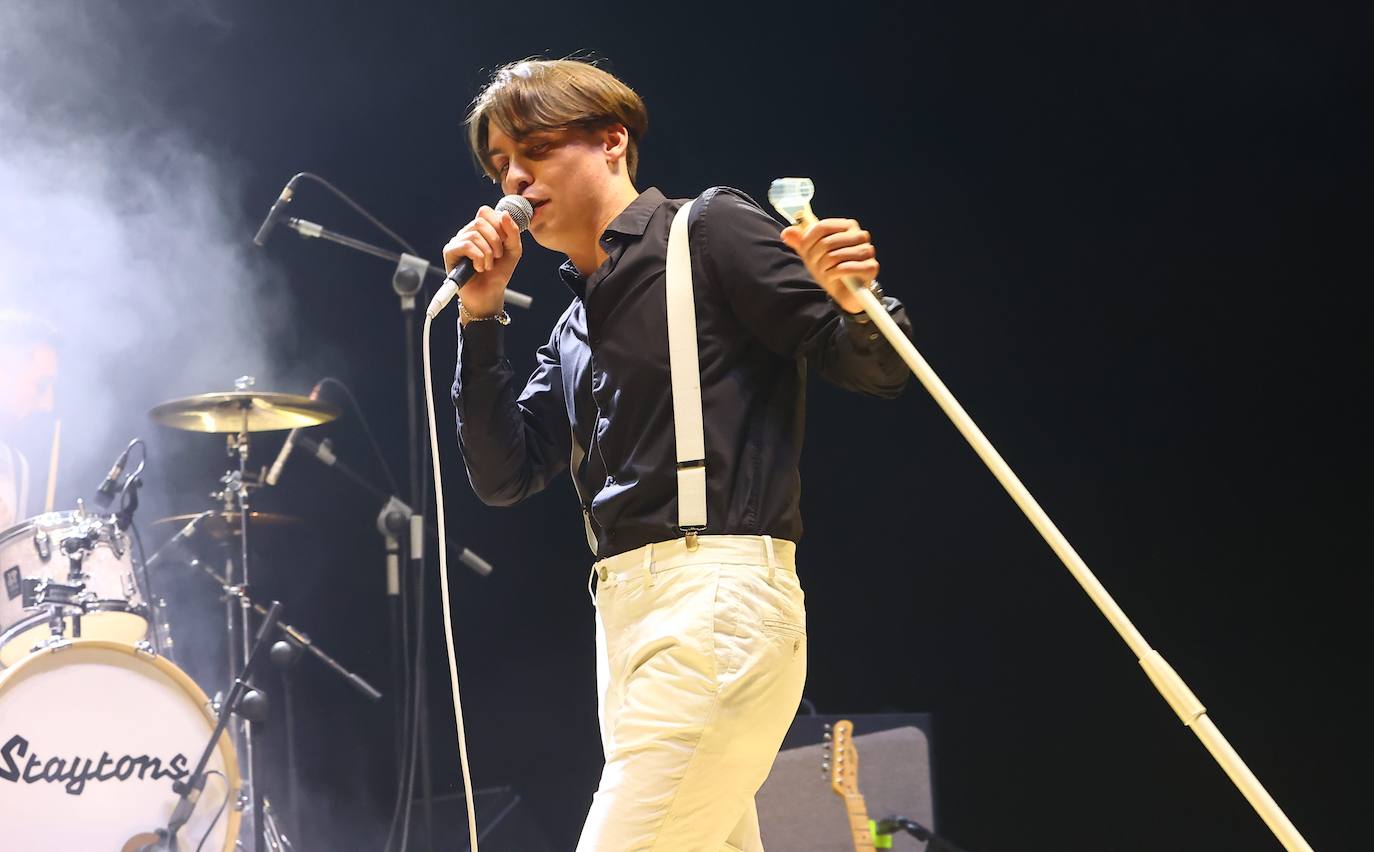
[6,1,1372,850]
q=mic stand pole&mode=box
[777,201,1313,850]
[394,248,436,852]
[147,601,282,851]
[282,216,518,852]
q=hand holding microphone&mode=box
[432,195,533,320]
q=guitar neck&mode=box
[844,793,876,852]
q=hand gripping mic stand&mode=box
[768,178,1314,852]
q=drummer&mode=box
[0,310,59,529]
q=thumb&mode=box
[780,225,802,251]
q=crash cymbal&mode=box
[152,511,303,542]
[149,391,341,433]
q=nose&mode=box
[502,162,532,197]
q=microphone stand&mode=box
[292,433,496,852]
[271,190,523,851]
[775,195,1314,850]
[186,557,382,702]
[296,434,494,577]
[144,601,283,852]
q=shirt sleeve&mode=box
[451,313,570,506]
[696,187,913,398]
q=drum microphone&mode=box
[252,173,304,247]
[426,194,533,318]
[265,381,323,487]
[94,441,135,507]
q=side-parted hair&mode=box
[465,58,649,183]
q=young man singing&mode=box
[445,58,914,851]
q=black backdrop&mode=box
[6,2,1371,850]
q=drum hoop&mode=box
[0,602,151,649]
[0,639,242,850]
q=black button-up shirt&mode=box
[452,186,913,558]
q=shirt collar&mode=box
[557,187,667,295]
[601,187,666,238]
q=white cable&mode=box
[421,312,480,852]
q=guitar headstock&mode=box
[823,719,861,797]
[768,176,819,228]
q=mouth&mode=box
[527,198,549,223]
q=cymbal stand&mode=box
[229,380,262,852]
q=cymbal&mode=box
[149,391,341,433]
[152,511,303,542]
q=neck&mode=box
[568,181,640,276]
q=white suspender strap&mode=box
[666,200,707,546]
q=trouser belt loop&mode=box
[641,543,655,588]
[763,535,777,585]
[587,563,600,606]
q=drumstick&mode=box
[43,417,60,513]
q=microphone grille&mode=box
[496,195,535,232]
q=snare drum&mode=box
[0,640,240,851]
[0,510,149,666]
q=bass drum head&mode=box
[0,609,150,667]
[0,640,240,851]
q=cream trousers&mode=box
[577,535,808,852]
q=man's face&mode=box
[0,342,57,429]
[486,124,614,253]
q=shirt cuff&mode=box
[457,316,506,369]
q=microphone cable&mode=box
[420,310,480,852]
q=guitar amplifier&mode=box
[757,713,935,851]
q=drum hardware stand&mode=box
[185,556,383,702]
[270,638,303,844]
[135,601,282,852]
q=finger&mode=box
[498,212,523,249]
[454,232,495,273]
[780,225,802,250]
[806,229,872,271]
[831,259,880,282]
[471,217,504,260]
[818,244,877,273]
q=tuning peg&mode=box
[823,723,832,731]
[823,731,832,741]
[821,761,829,772]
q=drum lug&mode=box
[135,640,156,657]
[33,529,51,561]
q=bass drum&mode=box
[0,640,239,851]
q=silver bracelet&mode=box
[459,300,511,326]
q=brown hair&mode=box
[466,58,649,182]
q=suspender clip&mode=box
[681,526,704,550]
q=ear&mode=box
[602,123,631,167]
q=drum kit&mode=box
[0,377,371,852]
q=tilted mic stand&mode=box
[140,601,282,852]
[767,178,1314,851]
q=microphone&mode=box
[426,194,533,318]
[264,382,322,486]
[94,443,134,507]
[253,174,303,246]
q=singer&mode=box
[446,58,914,851]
